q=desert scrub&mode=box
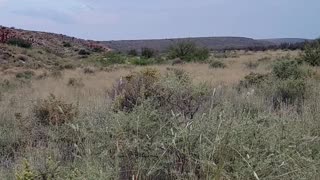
[168,41,209,62]
[110,68,210,119]
[239,72,270,89]
[33,94,78,126]
[130,57,155,66]
[67,78,84,87]
[209,60,226,68]
[109,68,160,111]
[97,52,126,66]
[272,59,305,79]
[7,38,32,48]
[16,71,35,80]
[301,40,320,66]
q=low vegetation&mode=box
[1,33,320,179]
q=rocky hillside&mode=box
[0,26,110,68]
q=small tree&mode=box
[141,47,155,59]
[168,41,209,62]
[168,41,196,60]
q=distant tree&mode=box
[128,49,138,56]
[168,41,209,62]
[141,47,155,59]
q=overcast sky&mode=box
[0,0,319,40]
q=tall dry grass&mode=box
[2,50,319,179]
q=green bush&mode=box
[301,40,320,66]
[272,60,304,79]
[130,57,155,66]
[98,52,126,66]
[168,41,210,62]
[209,60,226,68]
[78,49,91,55]
[7,38,32,48]
[141,48,156,59]
[271,78,307,110]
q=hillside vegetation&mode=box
[0,26,320,179]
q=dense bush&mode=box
[141,47,156,59]
[271,78,307,110]
[7,38,32,48]
[33,94,78,126]
[78,49,91,55]
[239,72,269,89]
[109,68,160,111]
[272,60,305,79]
[98,52,126,65]
[109,68,210,119]
[168,41,210,62]
[301,40,320,66]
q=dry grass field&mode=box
[2,48,320,179]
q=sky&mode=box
[0,0,319,40]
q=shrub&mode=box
[83,67,95,74]
[33,94,77,126]
[109,68,210,119]
[98,52,126,65]
[168,41,210,62]
[7,38,32,48]
[239,72,269,88]
[301,41,320,66]
[16,160,37,180]
[271,79,307,110]
[128,49,138,56]
[16,71,35,79]
[209,60,226,68]
[78,49,91,55]
[141,48,155,59]
[272,60,304,79]
[62,41,72,47]
[130,57,155,66]
[67,78,84,87]
[109,68,160,111]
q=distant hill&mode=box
[102,37,309,53]
[260,38,310,45]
